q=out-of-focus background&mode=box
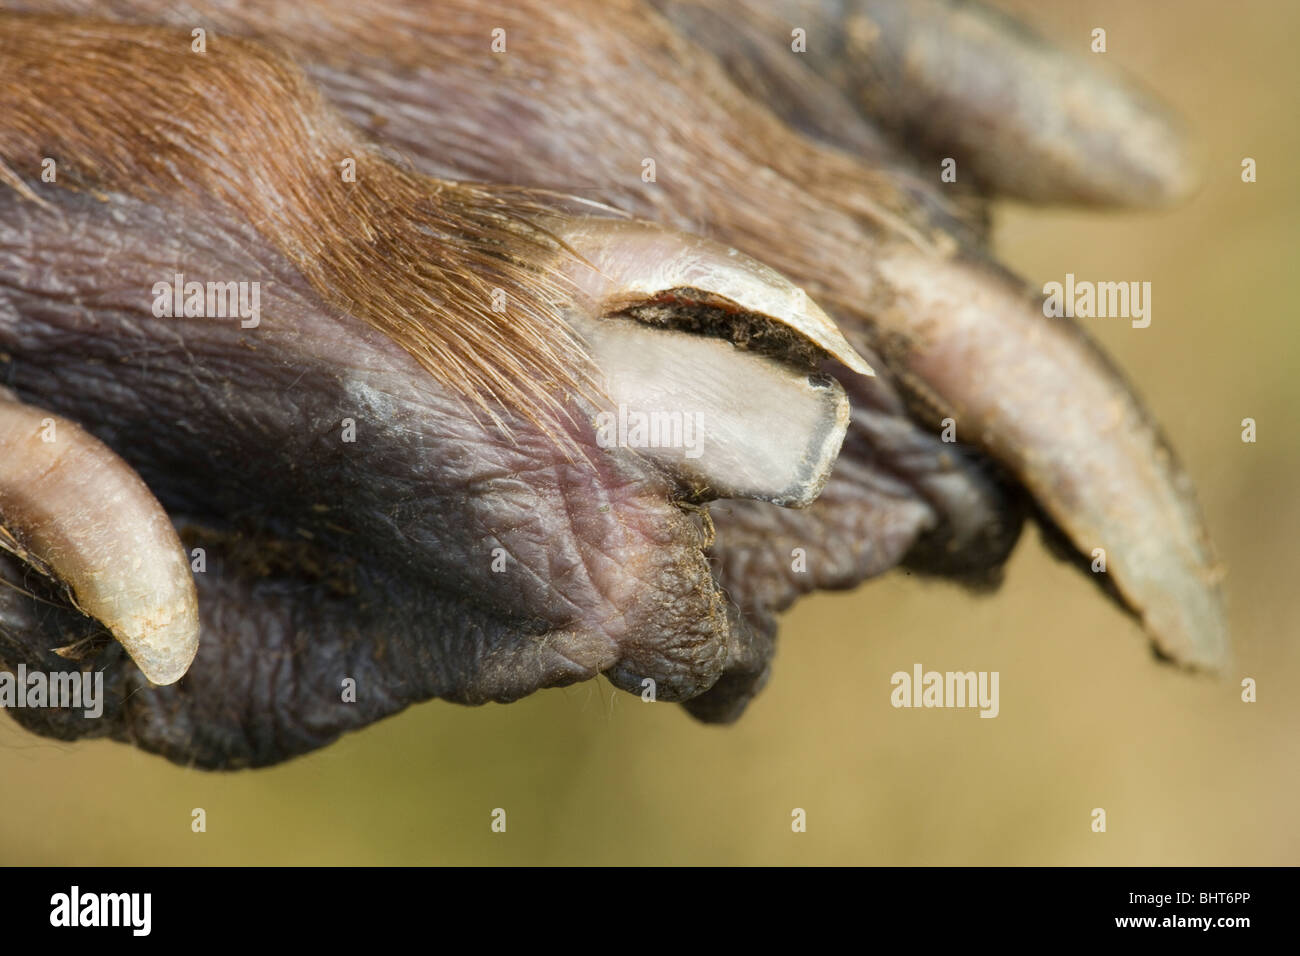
[1,0,1295,865]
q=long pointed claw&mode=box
[873,249,1226,668]
[735,0,1197,206]
[0,391,199,684]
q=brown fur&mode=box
[0,13,604,436]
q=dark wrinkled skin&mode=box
[0,0,1216,768]
[2,185,996,764]
[1,191,741,764]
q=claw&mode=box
[576,319,850,507]
[552,218,875,377]
[872,249,1227,668]
[663,0,1199,206]
[0,391,199,684]
[549,218,865,506]
[817,0,1198,204]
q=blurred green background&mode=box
[1,0,1295,865]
